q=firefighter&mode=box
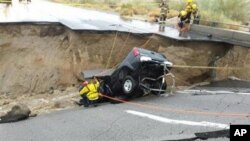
[79,77,100,107]
[191,3,200,24]
[159,0,169,32]
[185,5,192,23]
[159,0,169,23]
[178,10,189,36]
[185,0,193,22]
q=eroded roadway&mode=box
[0,1,250,141]
[1,0,249,46]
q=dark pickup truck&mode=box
[88,47,174,98]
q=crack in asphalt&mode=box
[178,126,189,135]
[213,92,247,118]
[220,94,245,115]
[238,95,245,105]
[214,94,227,119]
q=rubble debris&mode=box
[164,129,229,141]
[0,104,31,123]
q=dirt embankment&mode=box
[0,24,149,96]
[0,24,250,95]
[157,39,232,85]
[158,39,250,85]
[0,23,250,115]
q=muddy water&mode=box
[0,24,249,96]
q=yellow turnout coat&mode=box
[79,81,100,101]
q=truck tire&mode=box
[122,76,137,96]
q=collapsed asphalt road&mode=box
[1,0,249,47]
[0,1,250,141]
[1,92,249,141]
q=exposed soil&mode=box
[0,23,249,115]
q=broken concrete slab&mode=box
[163,134,198,141]
[157,130,229,141]
[0,104,31,123]
[190,24,250,47]
[195,138,229,141]
[135,134,197,141]
[81,69,114,79]
[194,129,229,140]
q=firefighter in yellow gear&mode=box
[192,4,198,15]
[185,5,192,13]
[178,10,189,36]
[185,0,193,21]
[191,3,200,24]
[79,77,100,107]
[185,5,192,23]
[178,10,188,28]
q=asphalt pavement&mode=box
[1,92,250,141]
[0,0,238,44]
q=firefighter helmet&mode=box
[180,10,187,17]
[192,4,197,10]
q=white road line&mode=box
[237,93,250,95]
[177,90,250,95]
[126,110,229,129]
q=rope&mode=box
[116,32,131,61]
[172,65,244,70]
[97,32,131,76]
[141,34,155,48]
[106,31,118,69]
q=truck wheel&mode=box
[122,76,137,96]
